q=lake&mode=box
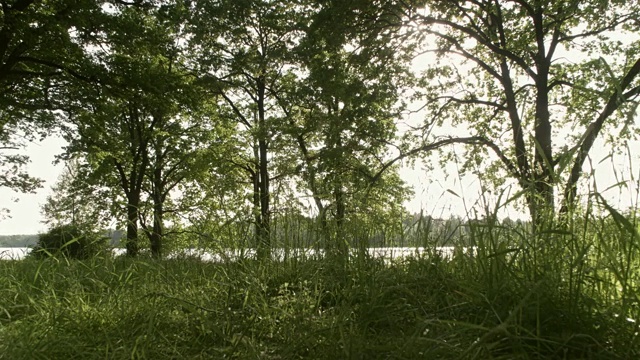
[0,246,470,261]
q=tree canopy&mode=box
[0,0,638,253]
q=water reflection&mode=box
[1,246,474,261]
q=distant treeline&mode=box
[0,234,39,248]
[197,214,531,249]
[0,230,125,248]
[0,216,530,249]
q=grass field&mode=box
[1,210,639,359]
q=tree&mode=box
[41,157,111,230]
[139,103,233,258]
[277,0,414,256]
[402,0,640,228]
[190,0,315,259]
[61,1,184,257]
[62,1,234,258]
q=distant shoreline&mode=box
[1,246,473,261]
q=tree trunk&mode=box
[150,167,163,259]
[560,58,640,214]
[149,135,165,259]
[334,181,347,258]
[126,196,139,257]
[531,10,555,230]
[113,103,154,258]
[150,208,163,258]
[256,76,270,260]
[251,142,262,248]
[289,120,329,247]
[257,137,270,257]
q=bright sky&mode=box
[0,136,67,235]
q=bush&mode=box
[31,224,108,260]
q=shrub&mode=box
[31,224,108,260]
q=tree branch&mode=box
[561,57,640,212]
[413,12,537,80]
[418,28,503,81]
[558,13,636,43]
[219,90,253,129]
[369,136,520,185]
[432,95,507,110]
[16,56,98,83]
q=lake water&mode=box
[0,247,32,260]
[0,246,470,261]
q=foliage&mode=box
[0,0,105,195]
[41,158,112,230]
[188,0,309,255]
[402,0,640,226]
[31,224,108,260]
[56,1,234,257]
[1,0,638,259]
[285,19,413,252]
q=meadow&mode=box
[1,207,639,360]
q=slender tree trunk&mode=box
[150,206,163,258]
[252,142,262,248]
[560,58,640,214]
[256,76,270,260]
[113,103,154,258]
[116,162,145,258]
[258,137,270,258]
[149,136,165,259]
[531,9,555,230]
[333,130,347,258]
[318,207,328,246]
[289,119,330,246]
[324,103,349,260]
[498,58,541,229]
[334,181,347,257]
[126,195,139,257]
[150,167,163,259]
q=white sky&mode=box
[0,136,67,235]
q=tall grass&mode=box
[1,199,639,359]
